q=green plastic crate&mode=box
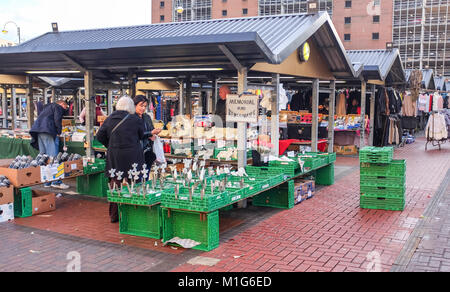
[245,166,286,186]
[327,152,337,164]
[13,187,32,218]
[315,163,335,186]
[360,175,405,187]
[83,159,106,175]
[226,176,267,196]
[360,160,406,177]
[213,147,252,161]
[268,159,300,177]
[298,154,326,170]
[252,180,295,209]
[360,185,406,198]
[161,187,229,212]
[162,209,219,251]
[359,146,394,164]
[108,183,171,206]
[119,204,162,239]
[76,172,108,197]
[360,194,405,211]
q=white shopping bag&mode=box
[153,136,166,165]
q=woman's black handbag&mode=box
[144,147,156,167]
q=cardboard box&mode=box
[0,203,14,223]
[334,145,358,155]
[0,186,14,205]
[40,163,65,183]
[32,190,56,215]
[0,165,41,187]
[64,159,83,177]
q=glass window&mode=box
[243,8,248,15]
[160,1,164,7]
[345,17,351,24]
[222,10,227,16]
[344,34,351,41]
[372,33,380,40]
[345,1,352,8]
[373,15,380,23]
[160,15,164,22]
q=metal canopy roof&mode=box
[346,49,405,84]
[405,69,436,90]
[0,12,355,79]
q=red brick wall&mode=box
[332,0,393,50]
[212,0,258,19]
[152,0,173,23]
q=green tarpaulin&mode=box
[0,137,86,159]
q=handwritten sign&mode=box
[226,94,258,123]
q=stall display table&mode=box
[0,137,86,159]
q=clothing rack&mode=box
[425,110,448,151]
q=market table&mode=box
[0,137,86,159]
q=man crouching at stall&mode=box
[29,99,70,189]
[96,96,145,223]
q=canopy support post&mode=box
[369,84,376,146]
[311,79,319,152]
[271,73,280,156]
[2,87,8,128]
[328,80,336,153]
[237,67,248,169]
[11,88,17,130]
[360,80,367,149]
[178,81,184,116]
[84,71,94,158]
[107,89,113,115]
[26,76,35,129]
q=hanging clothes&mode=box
[425,112,448,140]
[402,91,416,117]
[336,92,347,115]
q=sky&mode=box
[0,0,151,43]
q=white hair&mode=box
[115,95,135,114]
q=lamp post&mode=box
[2,21,21,44]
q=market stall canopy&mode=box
[346,49,406,84]
[405,69,435,90]
[0,12,355,79]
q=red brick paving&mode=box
[172,137,450,272]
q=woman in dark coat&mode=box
[96,96,145,223]
[133,95,162,168]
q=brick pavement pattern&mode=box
[172,137,450,272]
[0,136,449,272]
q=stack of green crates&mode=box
[359,146,406,211]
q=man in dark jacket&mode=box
[29,100,69,189]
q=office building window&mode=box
[243,8,248,15]
[160,15,164,22]
[373,0,380,5]
[372,33,379,40]
[222,0,227,2]
[222,10,227,16]
[344,34,351,41]
[160,1,164,8]
[373,15,380,23]
[345,1,352,8]
[345,17,351,24]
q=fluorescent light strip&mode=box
[145,68,224,72]
[26,71,80,74]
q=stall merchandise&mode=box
[359,147,405,211]
[425,110,449,150]
[105,153,335,251]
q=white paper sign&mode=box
[226,94,258,123]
